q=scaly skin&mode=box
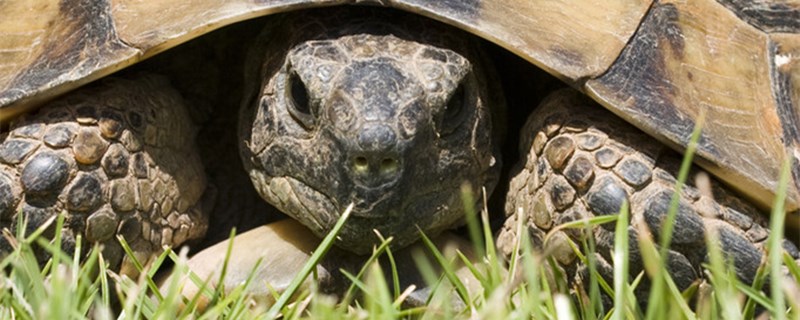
[0,75,207,273]
[497,89,800,299]
[239,9,503,254]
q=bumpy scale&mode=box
[0,76,207,273]
[497,90,800,297]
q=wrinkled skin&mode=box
[239,11,502,254]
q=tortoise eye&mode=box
[290,73,310,114]
[439,82,468,135]
[286,71,315,129]
[444,83,465,119]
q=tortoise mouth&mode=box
[348,184,402,218]
[263,172,463,253]
[349,202,398,219]
[338,185,467,252]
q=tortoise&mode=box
[0,0,799,305]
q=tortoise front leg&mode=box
[498,89,800,296]
[0,75,208,274]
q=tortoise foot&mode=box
[498,89,800,296]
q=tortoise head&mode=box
[240,16,501,254]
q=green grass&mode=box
[1,197,797,319]
[0,135,798,319]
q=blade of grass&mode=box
[384,240,401,299]
[544,216,618,240]
[581,219,602,319]
[224,259,266,319]
[98,246,111,310]
[645,113,703,320]
[480,186,503,288]
[166,249,218,314]
[410,248,443,306]
[768,159,791,320]
[393,283,416,309]
[461,183,485,259]
[612,201,630,320]
[456,250,487,288]
[743,260,769,319]
[538,259,558,317]
[116,236,164,302]
[265,203,354,319]
[364,261,397,319]
[505,208,525,289]
[662,268,696,317]
[207,228,238,308]
[521,230,545,320]
[734,280,773,312]
[417,230,471,310]
[338,235,394,309]
[704,227,742,320]
[370,231,401,299]
[784,251,800,282]
[154,247,191,319]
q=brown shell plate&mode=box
[0,0,798,224]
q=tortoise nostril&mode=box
[354,156,369,172]
[350,154,401,186]
[380,158,398,173]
